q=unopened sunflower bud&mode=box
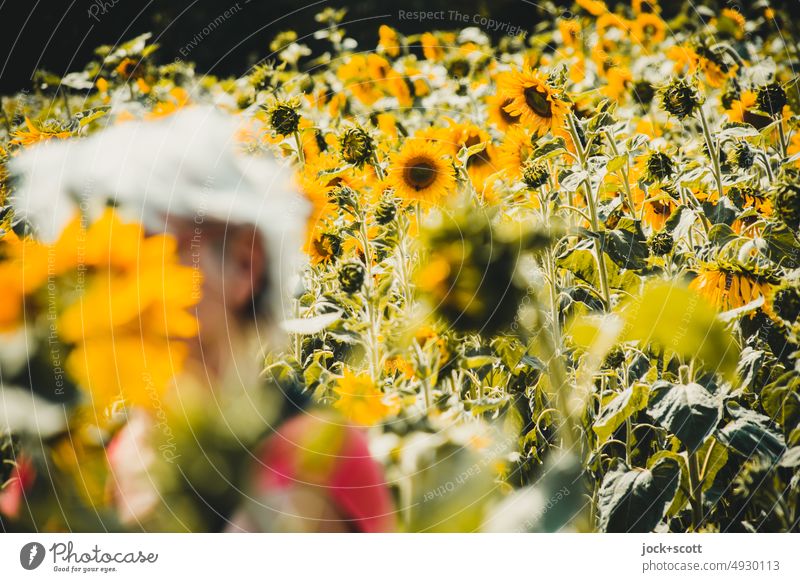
[756,82,787,116]
[644,151,675,182]
[632,79,655,106]
[771,168,800,230]
[338,261,365,293]
[330,184,358,209]
[602,346,625,369]
[266,101,300,136]
[659,78,702,119]
[649,231,674,256]
[771,282,800,325]
[375,196,397,225]
[728,142,755,170]
[522,160,550,189]
[339,127,375,167]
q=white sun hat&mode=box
[9,106,309,326]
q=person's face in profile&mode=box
[166,217,268,378]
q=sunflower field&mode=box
[1,0,800,533]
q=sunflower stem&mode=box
[294,131,305,169]
[688,450,704,531]
[371,151,385,181]
[697,105,724,203]
[603,129,637,219]
[567,113,612,311]
[776,116,788,160]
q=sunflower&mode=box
[496,68,570,136]
[725,90,772,128]
[690,263,773,312]
[576,0,608,17]
[387,139,456,204]
[378,24,401,58]
[447,123,500,192]
[486,94,521,131]
[630,13,666,47]
[4,210,200,414]
[631,185,676,231]
[10,118,72,147]
[713,8,746,40]
[497,125,535,181]
[557,19,582,52]
[421,32,445,62]
[333,369,399,425]
[305,231,342,265]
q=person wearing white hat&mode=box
[8,106,312,530]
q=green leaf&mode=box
[531,137,566,161]
[761,222,800,269]
[463,355,499,369]
[719,122,760,139]
[779,446,800,468]
[600,227,649,271]
[760,371,800,436]
[593,383,650,444]
[707,223,739,248]
[646,380,720,453]
[647,451,689,517]
[697,437,727,493]
[716,406,787,462]
[598,457,680,532]
[617,281,740,381]
[606,155,627,173]
[558,247,641,292]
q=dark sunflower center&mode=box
[464,136,490,168]
[500,99,521,125]
[524,86,553,118]
[404,158,438,190]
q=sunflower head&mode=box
[728,141,756,170]
[307,231,342,265]
[375,193,398,225]
[690,255,777,312]
[339,126,375,167]
[498,68,570,135]
[756,82,787,116]
[446,56,471,79]
[631,79,655,106]
[265,99,301,136]
[329,184,358,211]
[338,260,365,294]
[387,139,455,205]
[416,207,525,334]
[522,160,550,189]
[768,281,800,326]
[771,168,800,230]
[648,231,674,257]
[659,78,702,119]
[643,151,675,183]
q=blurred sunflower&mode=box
[333,369,399,425]
[10,118,72,147]
[497,125,535,181]
[387,139,455,205]
[690,262,773,312]
[630,13,666,47]
[486,94,521,131]
[497,68,570,136]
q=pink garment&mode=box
[255,413,396,532]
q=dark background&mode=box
[0,0,795,94]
